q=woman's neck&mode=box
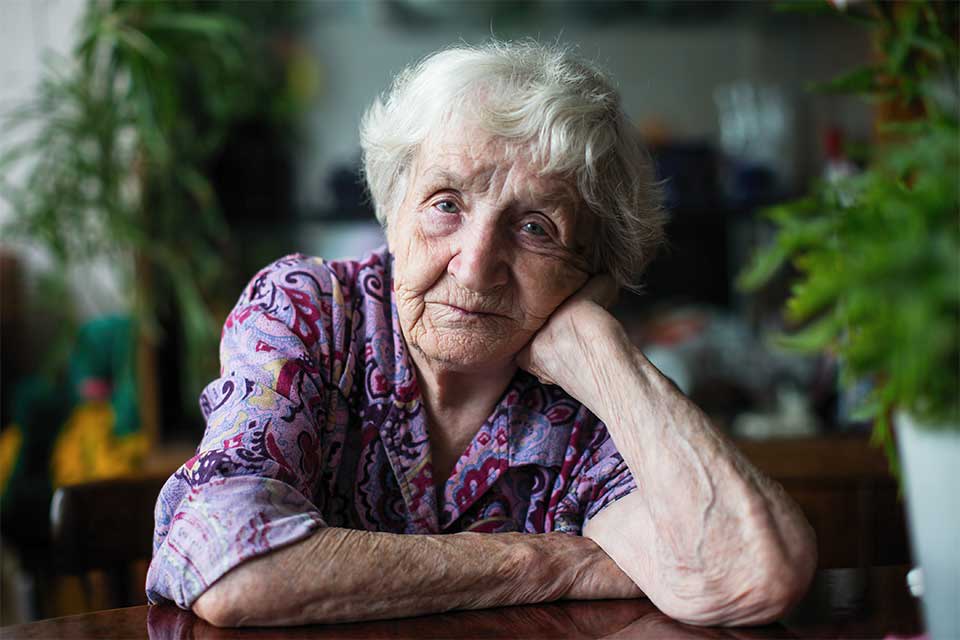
[409,351,516,465]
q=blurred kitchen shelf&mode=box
[736,434,892,480]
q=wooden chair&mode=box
[737,436,911,568]
[40,474,169,615]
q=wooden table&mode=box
[1,565,921,639]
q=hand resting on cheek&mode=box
[517,273,620,388]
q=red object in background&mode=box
[825,126,845,161]
[80,379,112,402]
[823,126,858,175]
[640,311,709,347]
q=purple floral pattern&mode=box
[146,247,636,609]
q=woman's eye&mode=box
[521,221,548,237]
[435,200,460,214]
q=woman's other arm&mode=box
[191,527,640,627]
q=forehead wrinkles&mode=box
[419,130,502,192]
[420,135,576,205]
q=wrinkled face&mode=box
[387,123,591,373]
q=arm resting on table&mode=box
[575,318,817,626]
[192,527,643,627]
[524,301,818,627]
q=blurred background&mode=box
[0,0,931,624]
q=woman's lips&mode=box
[430,302,505,319]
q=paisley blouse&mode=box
[146,246,636,609]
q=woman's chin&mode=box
[412,334,522,374]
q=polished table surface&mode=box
[1,565,921,639]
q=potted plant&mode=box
[1,1,310,435]
[741,2,958,637]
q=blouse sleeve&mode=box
[550,419,637,534]
[146,255,352,609]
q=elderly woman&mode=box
[146,41,816,627]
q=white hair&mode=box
[359,40,665,289]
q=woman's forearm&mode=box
[566,311,816,624]
[192,526,641,627]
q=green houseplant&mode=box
[0,1,306,434]
[0,1,246,419]
[742,0,959,452]
[0,5,313,606]
[741,2,958,637]
[0,0,249,598]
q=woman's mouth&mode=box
[430,302,505,320]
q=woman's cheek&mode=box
[519,258,587,318]
[391,218,453,294]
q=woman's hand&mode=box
[516,273,624,395]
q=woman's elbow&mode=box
[663,566,812,627]
[759,510,818,620]
[720,497,818,625]
[725,526,817,626]
[664,530,817,627]
[192,584,240,628]
[191,566,263,628]
[741,559,815,625]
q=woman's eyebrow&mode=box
[524,182,580,218]
[421,169,462,187]
[420,168,490,191]
[419,167,577,218]
[530,188,574,208]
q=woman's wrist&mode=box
[526,532,644,602]
[552,303,642,409]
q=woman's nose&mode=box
[447,221,509,292]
